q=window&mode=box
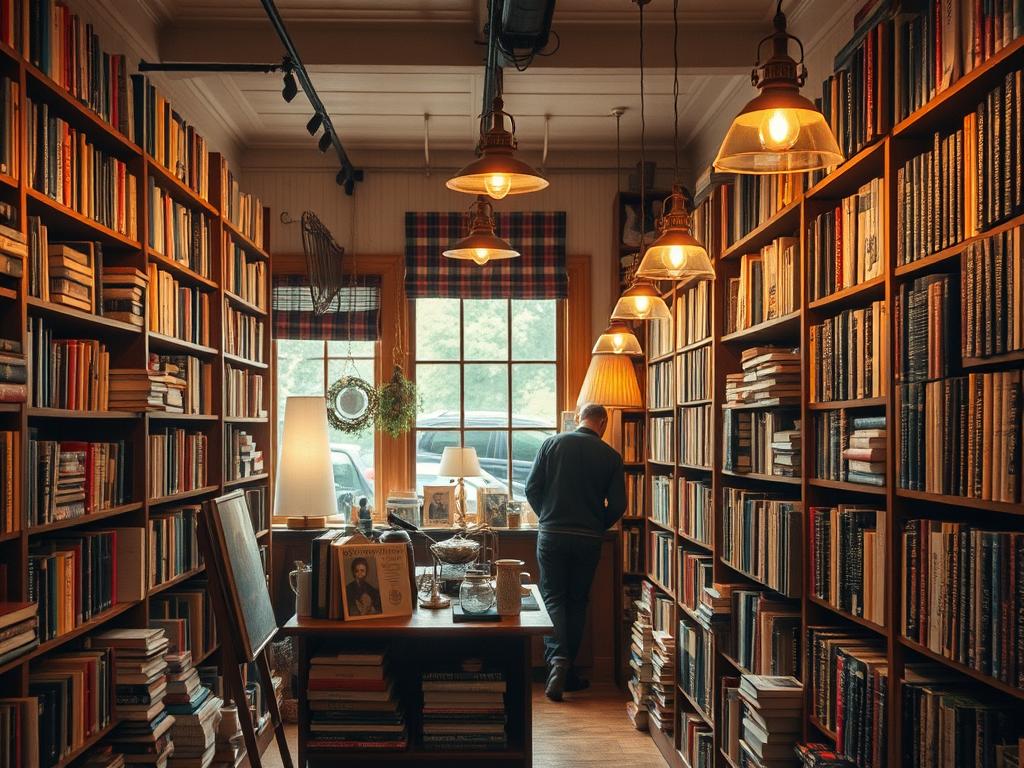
[275,339,377,514]
[413,298,560,503]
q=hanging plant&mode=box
[326,374,378,435]
[377,365,419,438]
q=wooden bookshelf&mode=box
[0,24,276,767]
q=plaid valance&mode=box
[272,275,381,341]
[404,211,567,299]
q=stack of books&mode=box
[109,369,187,413]
[771,428,800,477]
[92,628,175,768]
[726,347,801,406]
[738,674,803,768]
[0,222,24,298]
[101,267,148,327]
[648,631,675,734]
[843,416,886,486]
[81,747,128,768]
[421,665,507,752]
[210,705,244,768]
[152,355,211,416]
[0,602,37,666]
[46,243,96,312]
[161,629,221,768]
[626,597,654,730]
[0,348,25,409]
[307,651,407,752]
[225,426,264,481]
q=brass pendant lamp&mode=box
[592,321,643,356]
[714,0,843,175]
[443,195,519,266]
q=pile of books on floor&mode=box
[92,627,175,768]
[307,650,407,751]
[647,630,675,734]
[421,662,507,752]
[843,416,885,486]
[626,596,655,731]
[109,368,187,412]
[158,621,221,768]
[0,601,38,665]
[209,704,245,768]
[795,743,854,767]
[101,267,148,327]
[726,347,801,406]
[738,674,803,768]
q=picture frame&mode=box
[337,533,413,621]
[560,410,578,433]
[422,484,456,527]
[477,488,510,528]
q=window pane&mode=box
[328,443,374,516]
[464,299,508,361]
[512,363,557,428]
[416,298,460,360]
[511,430,553,499]
[417,364,461,424]
[327,357,376,493]
[327,340,376,359]
[462,430,509,492]
[512,299,556,360]
[275,339,326,452]
[414,431,475,516]
[464,363,508,425]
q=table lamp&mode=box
[438,446,482,527]
[576,352,643,409]
[275,396,338,529]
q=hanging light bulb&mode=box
[636,188,714,283]
[592,322,643,355]
[714,0,842,175]
[447,97,549,198]
[611,280,671,322]
[443,195,519,266]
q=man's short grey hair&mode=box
[579,403,608,422]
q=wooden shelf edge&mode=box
[25,187,140,248]
[808,397,886,410]
[223,219,270,261]
[28,407,140,419]
[149,564,206,596]
[806,274,886,312]
[721,198,802,261]
[898,636,1024,701]
[808,477,886,496]
[719,311,801,344]
[26,296,143,333]
[148,332,218,357]
[146,155,218,215]
[147,249,218,290]
[894,488,1023,516]
[807,595,888,637]
[27,502,143,535]
[223,351,269,370]
[224,473,269,489]
[148,485,220,506]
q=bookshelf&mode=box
[0,16,275,766]
[628,28,1024,768]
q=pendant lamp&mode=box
[446,97,549,199]
[713,0,843,175]
[611,280,671,323]
[592,322,643,356]
[576,353,643,410]
[443,196,519,266]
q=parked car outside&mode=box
[330,443,375,514]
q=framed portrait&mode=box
[560,410,578,433]
[422,485,455,527]
[477,488,510,528]
[337,534,413,621]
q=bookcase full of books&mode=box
[627,15,1024,768]
[0,7,276,765]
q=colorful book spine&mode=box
[147,178,212,276]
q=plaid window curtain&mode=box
[404,211,567,299]
[272,274,382,341]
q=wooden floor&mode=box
[260,683,668,767]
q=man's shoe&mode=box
[565,671,590,692]
[545,663,568,701]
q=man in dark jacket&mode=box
[526,402,626,701]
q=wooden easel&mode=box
[198,491,294,768]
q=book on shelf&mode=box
[223,305,265,363]
[0,695,40,768]
[727,174,803,245]
[738,674,803,768]
[649,415,673,464]
[677,344,711,403]
[28,319,109,410]
[148,427,209,498]
[421,663,506,751]
[149,505,202,588]
[225,237,267,310]
[726,346,800,406]
[678,478,711,546]
[724,408,800,478]
[0,430,18,532]
[961,226,1023,360]
[814,412,886,486]
[245,486,267,534]
[150,586,218,662]
[810,301,888,402]
[620,417,644,463]
[728,587,800,677]
[622,525,642,573]
[224,365,265,419]
[647,315,673,359]
[225,426,264,481]
[151,353,213,415]
[678,549,712,614]
[650,474,672,528]
[623,471,644,519]
[807,628,887,768]
[0,602,38,666]
[29,647,114,768]
[795,743,855,768]
[721,488,801,598]
[101,266,148,327]
[678,711,713,768]
[808,180,885,301]
[649,530,673,590]
[147,265,212,347]
[647,359,673,409]
[220,164,265,248]
[27,436,131,525]
[678,404,711,467]
[895,272,955,383]
[648,631,675,734]
[898,373,1018,501]
[901,519,1023,687]
[641,580,673,635]
[147,178,212,277]
[0,75,20,179]
[678,615,714,719]
[108,368,185,413]
[730,237,799,333]
[675,279,712,348]
[811,505,886,627]
[720,678,742,767]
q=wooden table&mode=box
[281,585,553,767]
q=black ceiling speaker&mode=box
[497,0,556,54]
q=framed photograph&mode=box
[560,410,578,433]
[337,534,413,621]
[422,485,455,527]
[477,488,510,528]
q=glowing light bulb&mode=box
[634,295,650,314]
[472,248,491,265]
[483,173,512,199]
[668,245,685,268]
[758,108,800,152]
[611,334,625,352]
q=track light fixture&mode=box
[281,59,298,103]
[307,113,323,136]
[318,132,332,153]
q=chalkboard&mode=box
[204,490,277,661]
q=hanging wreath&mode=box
[326,375,378,434]
[377,365,419,438]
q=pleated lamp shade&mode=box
[576,353,643,409]
[274,396,338,526]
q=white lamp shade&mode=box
[438,446,483,478]
[273,396,338,519]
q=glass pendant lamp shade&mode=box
[610,280,672,322]
[447,97,549,199]
[443,195,519,265]
[592,322,643,355]
[576,353,643,409]
[635,185,715,282]
[713,2,842,175]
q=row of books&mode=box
[690,180,729,269]
[723,408,800,478]
[224,306,266,363]
[720,489,801,598]
[725,346,800,407]
[0,76,19,179]
[649,415,672,464]
[649,631,675,734]
[27,219,101,311]
[421,665,507,751]
[152,353,213,415]
[0,431,16,533]
[678,344,710,403]
[28,100,138,239]
[896,273,954,383]
[102,267,147,328]
[898,373,1019,502]
[621,417,644,464]
[647,359,672,410]
[151,586,218,661]
[809,300,888,402]
[225,426,264,481]
[678,617,714,720]
[623,525,642,574]
[726,174,803,245]
[27,438,130,524]
[676,279,711,348]
[147,178,213,277]
[221,165,265,248]
[813,412,887,486]
[678,404,711,468]
[650,474,671,528]
[677,549,711,614]
[224,365,266,419]
[650,530,673,591]
[623,470,644,519]
[678,478,711,547]
[28,327,110,411]
[147,265,213,347]
[810,505,886,627]
[225,237,267,309]
[149,505,202,588]
[148,428,209,499]
[962,226,1023,360]
[728,587,799,678]
[0,602,36,667]
[728,236,799,333]
[647,315,672,359]
[807,179,885,302]
[901,520,1023,688]
[679,711,713,768]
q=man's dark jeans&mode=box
[536,530,603,667]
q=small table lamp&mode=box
[438,446,482,527]
[275,396,338,529]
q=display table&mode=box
[281,585,553,767]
